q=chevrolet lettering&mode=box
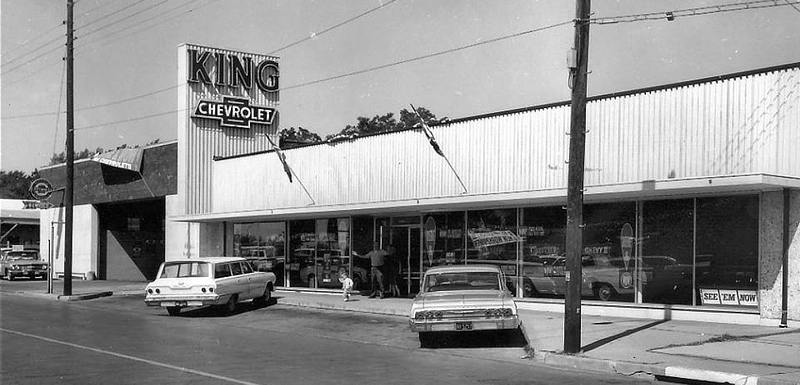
[193,97,276,129]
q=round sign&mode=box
[29,178,53,200]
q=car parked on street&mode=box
[0,249,48,281]
[409,265,521,347]
[144,257,276,316]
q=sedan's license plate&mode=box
[455,322,473,331]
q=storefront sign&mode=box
[188,48,279,92]
[193,96,276,129]
[92,147,145,172]
[29,178,53,200]
[699,288,758,306]
[469,230,521,249]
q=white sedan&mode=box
[409,265,521,347]
[145,257,276,316]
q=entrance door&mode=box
[390,226,422,296]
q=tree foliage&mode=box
[278,127,322,148]
[0,170,39,199]
[48,147,105,166]
[325,106,440,141]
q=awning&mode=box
[92,148,144,172]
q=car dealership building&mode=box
[39,44,799,325]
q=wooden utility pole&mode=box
[64,0,75,296]
[564,0,591,354]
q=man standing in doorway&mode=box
[355,242,387,299]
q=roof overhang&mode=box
[170,173,800,223]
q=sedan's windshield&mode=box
[6,251,38,260]
[160,262,210,278]
[422,271,501,292]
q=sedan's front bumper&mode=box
[144,294,222,308]
[409,316,520,332]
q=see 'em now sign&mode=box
[699,288,758,306]
[193,96,276,129]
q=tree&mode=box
[0,170,39,199]
[278,127,322,148]
[325,106,440,141]
[49,147,104,166]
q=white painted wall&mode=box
[39,204,97,278]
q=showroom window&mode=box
[422,212,466,270]
[287,218,352,289]
[233,222,286,286]
[466,208,519,294]
[696,195,759,308]
[520,206,567,299]
[640,199,694,305]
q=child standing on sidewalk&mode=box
[338,268,354,302]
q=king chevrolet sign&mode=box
[193,96,276,129]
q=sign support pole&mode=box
[564,0,590,354]
[64,0,75,296]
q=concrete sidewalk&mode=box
[3,280,799,384]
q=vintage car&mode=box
[409,265,520,347]
[1,249,48,281]
[524,254,644,301]
[144,257,276,316]
[296,248,367,289]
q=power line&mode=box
[3,84,179,120]
[268,0,400,54]
[785,0,800,14]
[74,108,184,132]
[282,19,574,91]
[75,0,148,31]
[75,0,169,41]
[53,55,67,157]
[76,0,219,52]
[589,0,799,24]
[1,22,63,59]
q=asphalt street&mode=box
[0,290,655,385]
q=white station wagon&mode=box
[145,257,276,316]
[409,265,521,347]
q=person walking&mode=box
[355,242,387,298]
[338,267,354,302]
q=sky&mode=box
[1,0,799,173]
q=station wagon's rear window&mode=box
[160,262,210,278]
[423,272,501,292]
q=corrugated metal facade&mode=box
[212,65,800,214]
[178,44,279,215]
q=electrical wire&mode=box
[268,0,400,54]
[282,19,574,91]
[74,109,185,131]
[785,0,800,14]
[76,0,219,52]
[2,84,179,120]
[52,54,67,157]
[589,0,800,24]
[75,0,169,42]
[75,0,147,31]
[1,22,63,59]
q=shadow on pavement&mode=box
[157,297,279,318]
[580,319,668,353]
[423,329,528,349]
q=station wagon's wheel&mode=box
[224,294,238,314]
[166,306,181,316]
[595,283,615,301]
[253,284,272,307]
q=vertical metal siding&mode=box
[181,45,279,215]
[210,66,800,213]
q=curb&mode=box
[57,291,113,301]
[276,297,408,317]
[532,351,799,385]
